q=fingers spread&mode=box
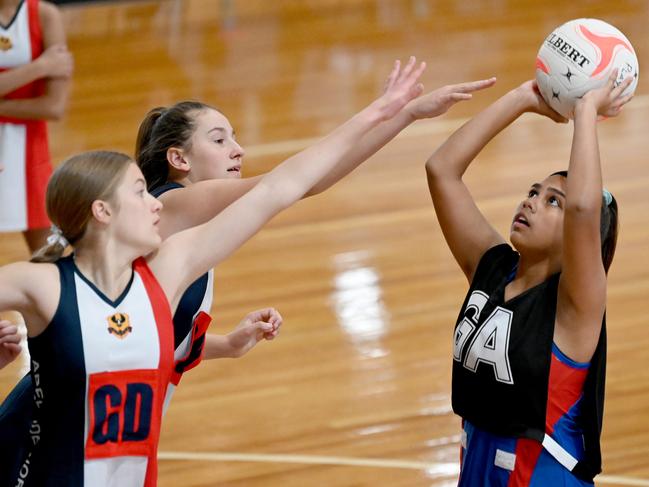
[618,93,634,106]
[384,60,400,91]
[613,75,634,97]
[607,68,619,88]
[456,77,497,93]
[408,61,427,84]
[399,56,417,82]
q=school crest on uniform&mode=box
[0,36,12,51]
[107,313,132,339]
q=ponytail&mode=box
[30,235,67,263]
[551,171,619,272]
[135,107,169,191]
[135,101,215,191]
[600,193,618,274]
[30,151,132,263]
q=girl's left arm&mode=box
[201,308,282,360]
[556,71,633,361]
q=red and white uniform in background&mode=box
[0,0,51,232]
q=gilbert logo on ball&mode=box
[535,18,639,119]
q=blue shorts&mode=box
[458,420,593,487]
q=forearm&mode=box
[307,109,415,195]
[202,334,237,359]
[426,89,526,180]
[556,100,607,337]
[0,92,66,120]
[567,102,602,212]
[263,101,386,206]
[0,62,46,97]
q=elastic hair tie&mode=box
[602,188,613,207]
[46,225,69,248]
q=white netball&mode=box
[535,18,639,118]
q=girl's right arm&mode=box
[0,262,59,337]
[425,81,567,281]
[151,58,427,309]
[156,77,496,239]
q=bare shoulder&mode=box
[38,1,62,24]
[1,261,60,332]
[144,243,184,307]
[6,260,59,291]
[38,0,65,42]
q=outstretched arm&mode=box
[0,2,72,120]
[555,71,632,361]
[425,80,567,281]
[155,177,262,239]
[156,76,496,238]
[151,58,427,308]
[308,76,498,196]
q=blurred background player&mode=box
[0,0,73,252]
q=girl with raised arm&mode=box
[0,58,428,486]
[425,71,631,485]
[132,71,495,376]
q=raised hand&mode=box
[578,69,634,118]
[405,77,497,120]
[516,80,568,123]
[373,56,427,122]
[0,320,22,369]
[226,308,283,358]
[36,44,74,79]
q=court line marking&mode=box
[158,451,452,471]
[158,450,649,485]
[597,477,649,487]
[245,94,649,158]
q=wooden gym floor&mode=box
[1,1,648,485]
